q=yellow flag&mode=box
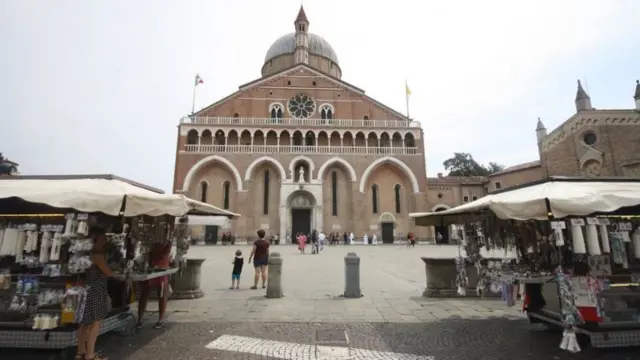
[405,82,411,96]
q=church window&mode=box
[472,196,478,201]
[312,81,317,86]
[199,181,208,203]
[233,113,239,118]
[223,181,230,210]
[582,131,597,146]
[331,171,338,216]
[269,103,284,119]
[320,104,334,120]
[394,184,401,213]
[287,93,316,119]
[263,170,270,215]
[463,196,469,203]
[363,115,369,120]
[371,184,379,214]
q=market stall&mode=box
[410,176,640,352]
[0,174,239,350]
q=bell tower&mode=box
[294,6,310,65]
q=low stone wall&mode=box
[421,257,505,298]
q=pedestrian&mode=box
[75,226,116,360]
[318,230,325,251]
[137,237,172,330]
[343,232,348,245]
[230,250,243,289]
[248,229,270,289]
[409,232,416,247]
[298,233,307,254]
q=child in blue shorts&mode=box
[230,250,243,289]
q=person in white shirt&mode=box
[318,231,326,251]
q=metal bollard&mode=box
[344,252,363,298]
[266,252,284,298]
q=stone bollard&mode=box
[344,252,362,298]
[266,252,284,298]
[170,258,205,299]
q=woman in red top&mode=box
[137,241,172,329]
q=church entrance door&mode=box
[381,223,394,244]
[291,209,311,240]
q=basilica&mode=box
[172,6,427,243]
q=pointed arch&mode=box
[182,155,243,192]
[359,156,420,194]
[316,157,357,181]
[244,156,287,181]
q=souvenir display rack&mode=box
[411,177,640,353]
[0,211,181,349]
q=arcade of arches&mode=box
[182,156,425,243]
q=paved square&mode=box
[155,244,522,323]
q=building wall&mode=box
[174,66,428,240]
[540,110,640,177]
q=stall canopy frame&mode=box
[410,176,640,226]
[0,174,240,218]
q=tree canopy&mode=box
[442,152,505,177]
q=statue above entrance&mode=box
[298,166,305,183]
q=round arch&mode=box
[182,155,243,192]
[288,156,316,179]
[358,156,420,194]
[380,212,396,223]
[431,204,450,212]
[316,157,357,182]
[244,156,287,181]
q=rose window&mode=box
[287,93,316,119]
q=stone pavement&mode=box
[160,244,520,323]
[2,245,636,359]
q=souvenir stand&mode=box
[0,175,238,350]
[410,177,640,352]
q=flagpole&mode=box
[405,80,410,119]
[191,82,197,115]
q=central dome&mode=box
[264,33,339,65]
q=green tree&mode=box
[442,152,504,177]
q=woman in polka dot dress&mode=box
[75,227,115,360]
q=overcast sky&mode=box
[1,0,639,192]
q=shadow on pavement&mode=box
[0,323,175,360]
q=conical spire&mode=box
[295,5,309,24]
[634,80,640,100]
[536,117,546,130]
[575,80,590,101]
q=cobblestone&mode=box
[2,321,636,360]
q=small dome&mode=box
[264,33,339,65]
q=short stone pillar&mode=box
[266,252,283,298]
[170,258,205,299]
[344,252,362,298]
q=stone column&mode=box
[266,253,283,298]
[344,252,362,298]
[170,258,205,299]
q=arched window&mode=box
[331,171,338,216]
[263,170,270,215]
[371,184,379,214]
[199,181,208,203]
[320,104,333,121]
[223,181,230,210]
[233,113,239,118]
[269,103,284,119]
[394,184,401,213]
